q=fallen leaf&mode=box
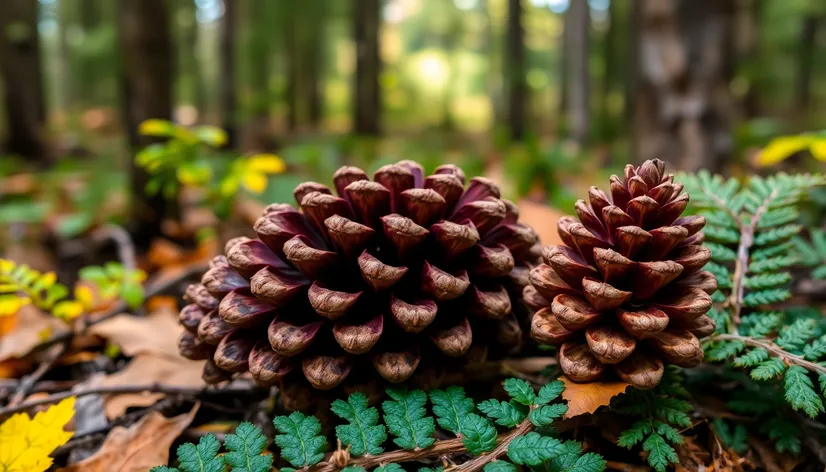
[146,239,186,268]
[57,403,199,472]
[0,358,32,378]
[98,354,205,418]
[145,295,178,313]
[561,376,630,418]
[0,305,68,362]
[516,199,566,247]
[88,309,182,359]
[0,312,17,336]
[0,396,75,472]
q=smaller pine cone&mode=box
[527,159,717,389]
[178,161,540,390]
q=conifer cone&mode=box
[179,161,540,390]
[527,159,716,389]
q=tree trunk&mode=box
[632,0,735,172]
[353,0,381,136]
[0,0,47,161]
[285,3,299,131]
[506,0,526,141]
[79,0,101,106]
[794,15,819,112]
[307,0,324,129]
[220,0,238,147]
[566,0,589,145]
[557,3,570,119]
[118,0,173,243]
[599,0,616,127]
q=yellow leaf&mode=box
[247,154,286,174]
[0,295,28,317]
[52,300,84,320]
[74,285,95,310]
[810,139,826,162]
[0,397,75,472]
[38,272,56,289]
[138,119,175,137]
[195,126,229,147]
[242,171,268,194]
[0,259,14,275]
[176,164,212,186]
[756,135,814,166]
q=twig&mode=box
[7,343,67,407]
[0,380,259,418]
[33,261,208,353]
[725,188,777,327]
[91,224,137,271]
[703,333,826,376]
[315,415,536,472]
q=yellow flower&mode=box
[757,133,826,166]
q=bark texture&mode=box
[566,0,590,145]
[118,0,173,242]
[353,0,381,136]
[0,0,47,160]
[632,0,735,172]
[506,0,526,140]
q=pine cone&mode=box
[527,159,717,389]
[179,161,540,390]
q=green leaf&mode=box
[784,366,825,418]
[569,453,608,472]
[536,380,565,405]
[483,461,519,472]
[751,358,786,381]
[651,397,692,428]
[430,386,475,435]
[224,422,273,472]
[743,288,791,307]
[529,404,568,427]
[175,433,224,472]
[382,386,436,450]
[332,392,387,456]
[705,242,737,262]
[150,467,178,472]
[754,224,801,246]
[78,266,109,285]
[705,340,745,361]
[617,421,651,448]
[460,413,497,455]
[733,348,769,367]
[507,432,564,466]
[641,433,678,472]
[748,255,796,273]
[652,421,683,445]
[776,319,816,351]
[273,411,326,468]
[375,464,405,472]
[478,399,527,427]
[744,273,792,290]
[503,378,536,405]
[341,467,367,472]
[104,261,125,279]
[761,417,802,455]
[121,281,145,309]
[712,419,748,454]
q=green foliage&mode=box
[429,386,474,435]
[332,392,387,456]
[614,368,690,472]
[382,387,436,450]
[273,412,327,468]
[79,262,146,309]
[712,420,748,454]
[0,258,85,321]
[792,229,826,279]
[151,379,604,471]
[478,399,527,427]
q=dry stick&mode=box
[725,188,778,326]
[7,343,67,407]
[90,223,138,271]
[315,418,534,472]
[0,381,259,418]
[704,334,826,377]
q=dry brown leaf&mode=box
[99,354,205,418]
[57,403,199,472]
[88,309,182,359]
[561,376,630,418]
[0,305,67,362]
[516,199,566,247]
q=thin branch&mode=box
[725,188,778,327]
[703,333,826,377]
[91,224,138,271]
[7,343,67,407]
[314,418,534,472]
[0,380,260,418]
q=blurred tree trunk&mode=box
[220,0,238,147]
[735,0,762,118]
[441,4,461,132]
[177,0,203,116]
[244,0,272,150]
[306,0,324,129]
[353,0,381,136]
[632,0,735,172]
[599,0,615,131]
[557,4,570,120]
[118,0,173,243]
[285,3,299,131]
[506,0,526,140]
[0,0,47,161]
[566,0,589,145]
[79,0,101,105]
[795,15,819,112]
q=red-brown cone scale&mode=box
[178,161,540,390]
[526,159,716,390]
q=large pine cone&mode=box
[526,159,716,389]
[179,161,540,390]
